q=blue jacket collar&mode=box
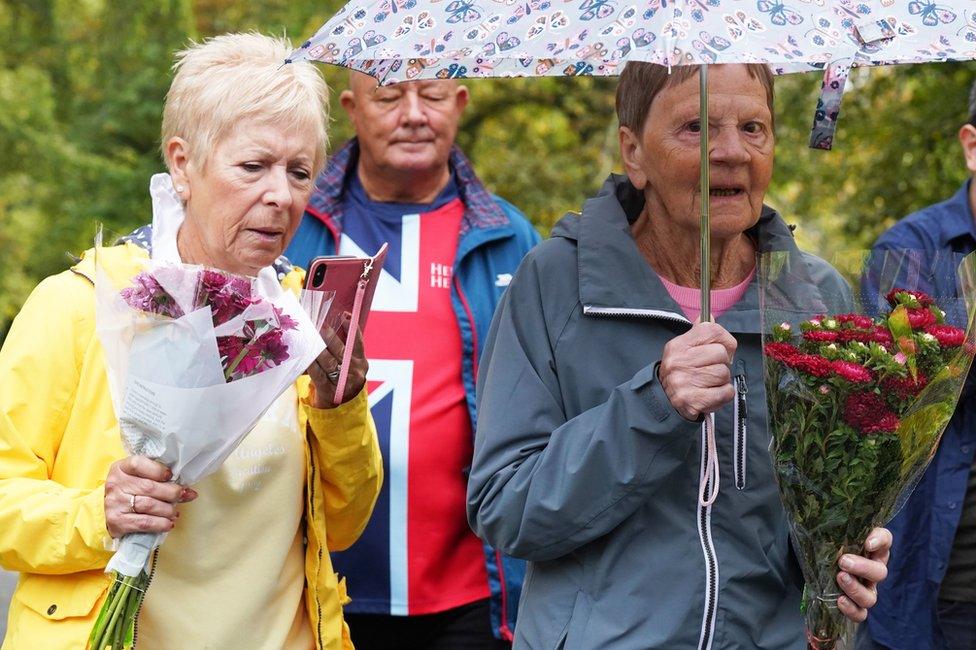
[938,180,976,247]
[306,138,511,237]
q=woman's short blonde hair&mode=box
[161,32,330,176]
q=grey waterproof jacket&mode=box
[467,175,851,649]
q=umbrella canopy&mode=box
[288,0,976,148]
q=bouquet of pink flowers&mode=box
[761,250,976,650]
[87,176,329,650]
[121,269,300,381]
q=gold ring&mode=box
[129,494,137,514]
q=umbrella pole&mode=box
[699,64,711,322]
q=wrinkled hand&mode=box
[659,321,738,420]
[836,527,892,622]
[104,456,197,538]
[308,313,369,408]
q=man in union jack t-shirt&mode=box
[286,72,540,649]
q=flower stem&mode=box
[90,574,141,650]
[88,578,119,649]
[103,579,131,648]
[123,579,140,647]
[224,345,251,381]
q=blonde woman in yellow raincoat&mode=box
[0,33,382,650]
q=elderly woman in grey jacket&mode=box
[466,63,892,649]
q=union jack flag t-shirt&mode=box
[329,172,490,615]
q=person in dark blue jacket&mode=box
[285,72,539,650]
[859,81,976,650]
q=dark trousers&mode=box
[857,600,976,650]
[344,598,511,650]
[935,600,976,650]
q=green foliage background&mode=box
[1,0,975,344]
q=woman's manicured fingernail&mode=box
[840,572,852,584]
[840,556,855,570]
[865,538,878,552]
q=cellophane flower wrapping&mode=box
[87,174,328,649]
[759,249,976,650]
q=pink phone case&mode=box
[304,243,389,403]
[304,243,389,333]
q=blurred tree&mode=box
[769,64,973,251]
[0,0,195,342]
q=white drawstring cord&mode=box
[699,413,720,507]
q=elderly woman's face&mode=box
[623,65,774,239]
[173,120,317,276]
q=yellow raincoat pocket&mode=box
[3,571,110,649]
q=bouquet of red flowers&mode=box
[763,278,975,649]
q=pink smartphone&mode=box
[304,243,388,333]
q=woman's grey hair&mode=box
[161,32,330,176]
[616,62,775,134]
